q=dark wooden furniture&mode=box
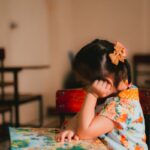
[0,48,50,127]
[0,105,13,141]
[133,54,150,147]
[0,48,13,138]
[0,66,45,127]
[133,54,150,88]
[139,88,150,148]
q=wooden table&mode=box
[0,65,49,127]
[9,127,108,150]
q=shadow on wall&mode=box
[63,51,82,89]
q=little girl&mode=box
[56,39,148,150]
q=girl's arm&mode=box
[77,80,115,139]
[56,113,79,142]
[65,113,79,130]
[77,93,97,133]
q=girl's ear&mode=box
[117,80,128,91]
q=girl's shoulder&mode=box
[102,84,140,107]
[99,84,141,119]
[118,84,139,101]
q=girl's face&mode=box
[76,72,128,97]
[104,76,117,94]
[104,76,128,95]
[104,76,128,93]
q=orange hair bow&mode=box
[109,41,127,65]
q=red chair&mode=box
[139,88,150,147]
[56,88,86,126]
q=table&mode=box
[9,128,108,150]
[0,65,49,127]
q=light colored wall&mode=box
[0,0,51,124]
[142,0,150,50]
[0,0,149,124]
[70,0,148,54]
[0,0,10,49]
[47,0,73,108]
[48,0,150,107]
[9,0,51,123]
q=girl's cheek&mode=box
[117,80,128,91]
[111,86,117,93]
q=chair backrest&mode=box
[56,88,86,113]
[133,54,150,88]
[139,88,150,147]
[0,48,5,99]
[139,88,150,114]
[133,55,150,64]
[0,48,5,61]
[0,48,5,65]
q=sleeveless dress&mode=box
[96,85,148,150]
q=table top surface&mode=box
[9,127,108,150]
[0,65,50,69]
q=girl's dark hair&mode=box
[72,39,131,87]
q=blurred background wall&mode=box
[0,0,149,124]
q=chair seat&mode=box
[0,105,12,113]
[0,81,14,87]
[0,93,43,127]
[0,93,42,105]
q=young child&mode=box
[56,39,148,150]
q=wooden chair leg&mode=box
[59,113,65,128]
[10,107,13,125]
[145,114,150,148]
[39,96,43,127]
[2,112,5,124]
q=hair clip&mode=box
[109,41,127,65]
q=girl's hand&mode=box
[91,80,113,98]
[55,130,79,142]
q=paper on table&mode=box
[9,127,108,150]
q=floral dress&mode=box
[96,85,148,150]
